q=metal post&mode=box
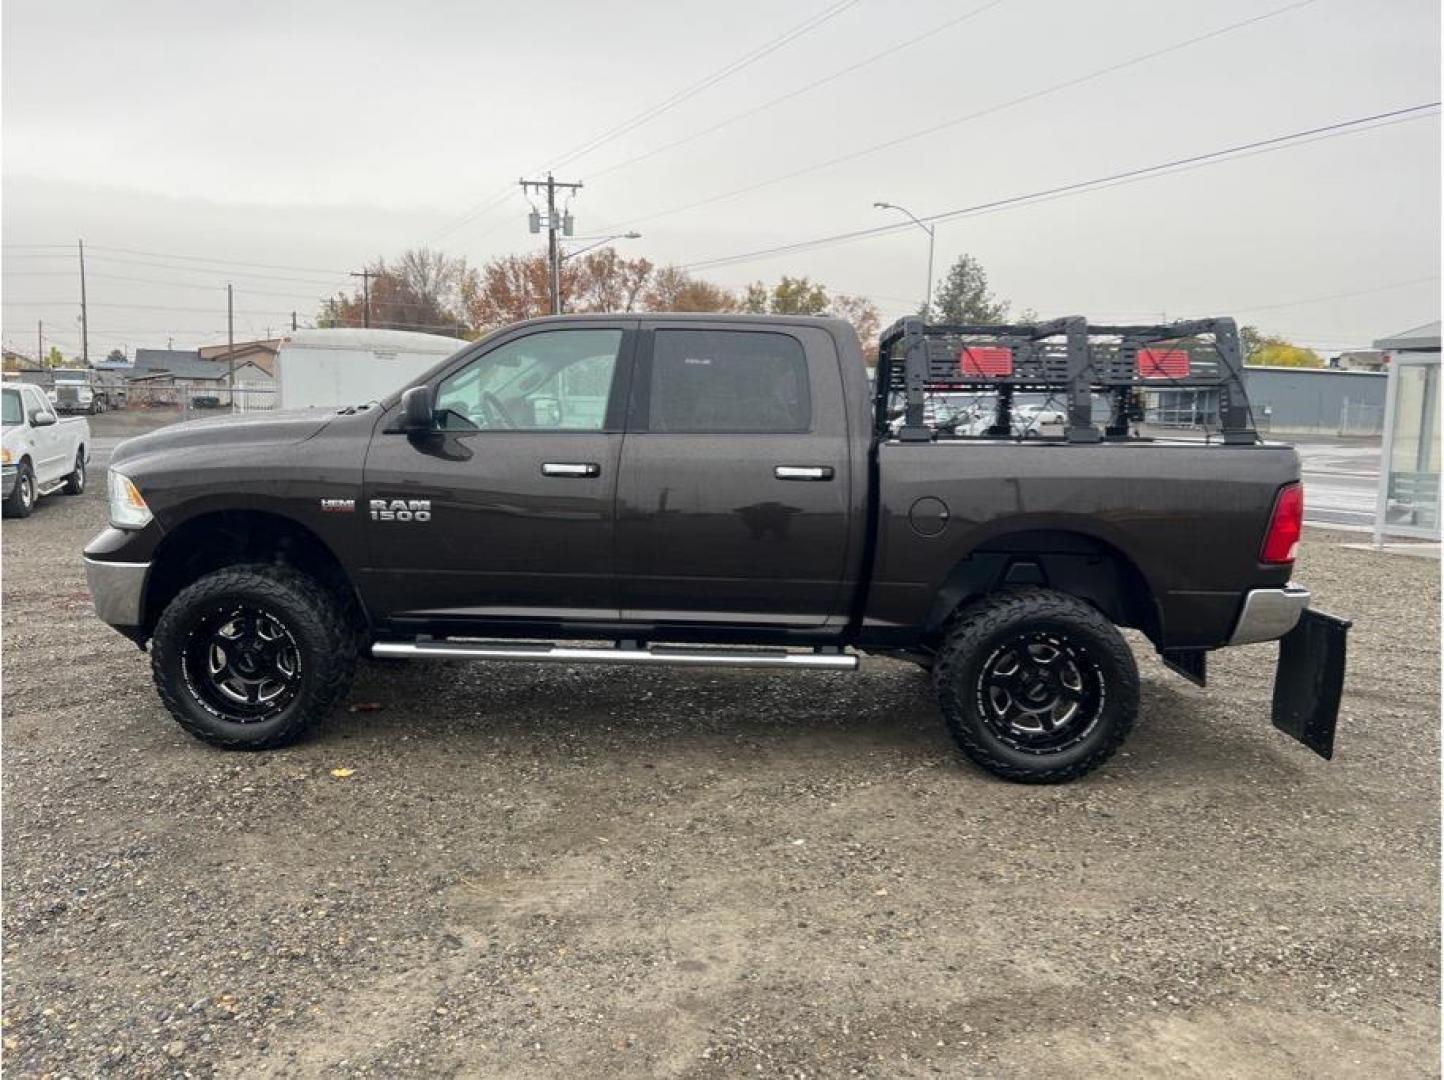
[78,239,89,364]
[924,225,935,320]
[227,282,235,411]
[874,202,934,318]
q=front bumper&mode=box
[2,464,15,499]
[1229,583,1310,645]
[84,556,150,628]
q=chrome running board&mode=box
[371,639,858,671]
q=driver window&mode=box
[435,329,623,432]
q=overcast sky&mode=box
[2,0,1439,358]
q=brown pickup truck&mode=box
[84,312,1348,782]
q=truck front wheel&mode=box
[150,565,357,750]
[4,461,35,518]
[933,588,1138,783]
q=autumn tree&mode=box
[1248,336,1323,368]
[326,247,468,334]
[460,252,561,332]
[829,294,882,354]
[571,248,655,313]
[742,276,830,315]
[643,266,739,312]
[932,254,1012,324]
[1239,324,1264,360]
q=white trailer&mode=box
[275,328,468,410]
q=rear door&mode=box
[360,320,636,625]
[615,322,853,628]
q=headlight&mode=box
[107,469,153,529]
[1,448,11,465]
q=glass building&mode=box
[1373,322,1441,542]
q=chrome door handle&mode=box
[774,465,834,481]
[542,462,601,478]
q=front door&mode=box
[615,323,853,628]
[23,387,66,482]
[360,322,635,627]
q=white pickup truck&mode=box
[2,382,90,518]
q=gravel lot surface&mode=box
[3,419,1439,1077]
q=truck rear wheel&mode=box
[150,565,357,750]
[62,450,86,495]
[933,588,1138,783]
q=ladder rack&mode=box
[874,316,1257,445]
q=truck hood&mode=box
[110,408,340,469]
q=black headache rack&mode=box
[874,315,1258,445]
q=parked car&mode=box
[1012,402,1068,436]
[3,383,90,517]
[84,313,1347,783]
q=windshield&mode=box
[2,389,22,426]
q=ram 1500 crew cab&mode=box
[84,313,1348,782]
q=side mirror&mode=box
[29,410,56,427]
[400,385,434,434]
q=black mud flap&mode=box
[1161,648,1207,687]
[1271,608,1351,760]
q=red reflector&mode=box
[1138,348,1190,379]
[960,346,1013,376]
[1261,483,1303,564]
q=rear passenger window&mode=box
[645,329,810,433]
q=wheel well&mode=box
[926,529,1161,645]
[142,510,364,635]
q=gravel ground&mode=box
[2,442,1439,1078]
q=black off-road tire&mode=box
[62,450,86,495]
[933,588,1138,783]
[4,460,35,518]
[150,564,357,750]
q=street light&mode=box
[560,232,643,263]
[874,201,935,319]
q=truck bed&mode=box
[863,437,1298,649]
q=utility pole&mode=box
[520,173,582,315]
[226,282,235,411]
[291,311,298,332]
[350,269,372,327]
[37,320,43,366]
[77,239,89,364]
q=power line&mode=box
[3,299,303,316]
[85,245,348,277]
[678,102,1442,272]
[3,268,339,301]
[599,0,1322,233]
[1222,275,1441,315]
[545,0,864,173]
[589,0,1010,182]
[426,0,864,244]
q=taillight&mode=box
[1261,482,1303,564]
